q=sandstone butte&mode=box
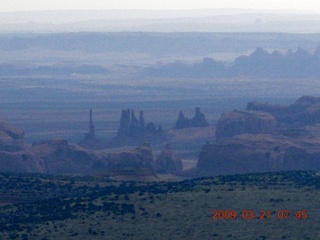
[193,96,320,177]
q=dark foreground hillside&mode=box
[0,171,319,239]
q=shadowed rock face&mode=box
[216,110,276,140]
[31,141,160,175]
[283,147,320,171]
[0,151,45,173]
[196,132,320,177]
[31,139,104,174]
[109,109,164,147]
[197,134,287,176]
[156,145,183,174]
[118,109,131,136]
[0,135,160,175]
[118,109,150,137]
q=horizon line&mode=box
[0,8,317,14]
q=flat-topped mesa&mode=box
[294,95,320,105]
[216,110,277,141]
[175,107,209,129]
[246,95,320,115]
[195,133,320,177]
[246,101,287,113]
[246,95,320,127]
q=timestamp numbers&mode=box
[212,210,308,220]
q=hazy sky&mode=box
[1,0,320,13]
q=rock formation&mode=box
[196,135,286,176]
[139,110,145,129]
[30,140,163,175]
[118,109,131,136]
[0,123,25,152]
[156,144,183,174]
[0,117,187,176]
[106,143,156,173]
[192,96,320,177]
[87,109,96,139]
[195,130,320,177]
[175,107,209,129]
[130,109,139,134]
[216,110,276,140]
[215,96,320,141]
[0,119,153,175]
[79,109,101,148]
[110,109,163,147]
[118,109,140,136]
[175,111,188,129]
[246,95,320,127]
[0,121,24,140]
[0,120,45,173]
[31,139,104,174]
[0,151,44,173]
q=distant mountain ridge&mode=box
[1,44,320,79]
[143,46,320,78]
[0,9,319,33]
